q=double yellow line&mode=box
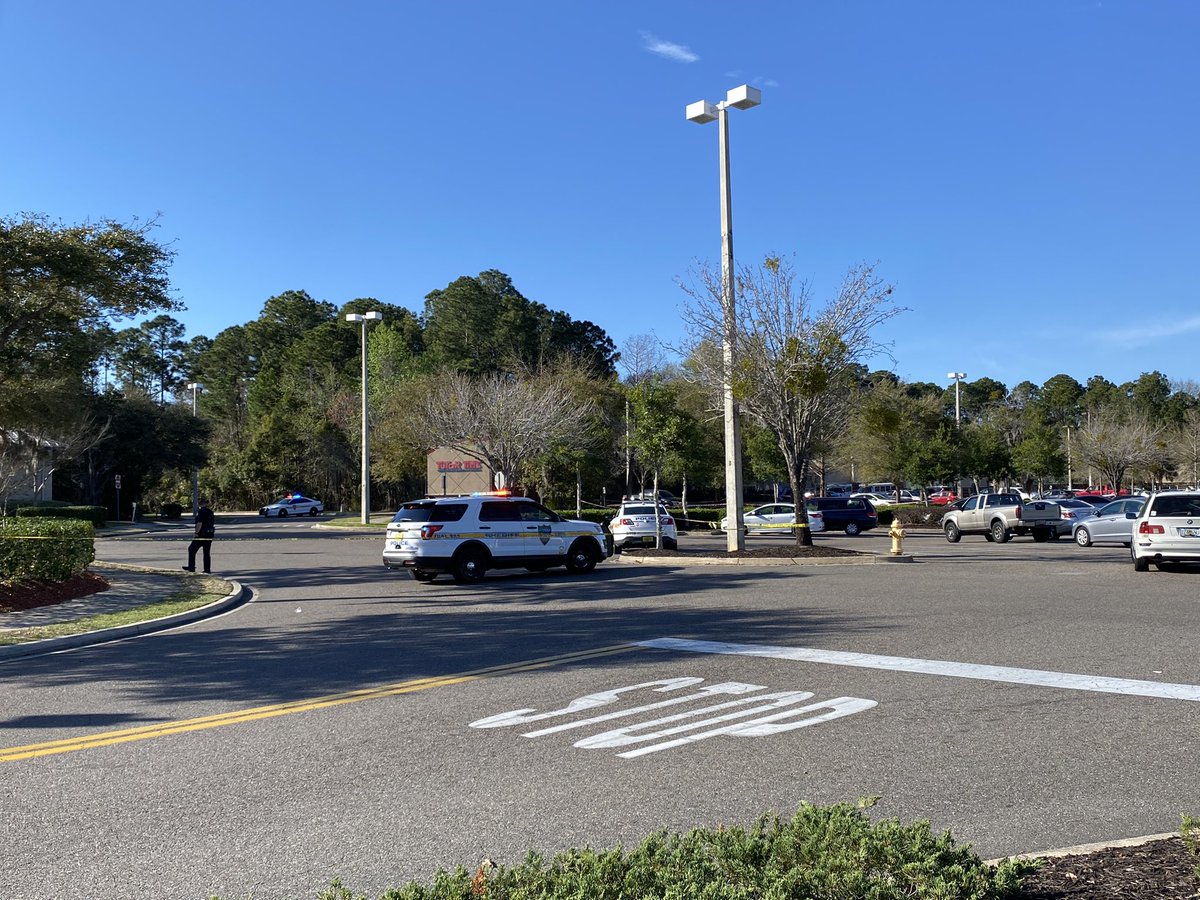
[0,643,641,763]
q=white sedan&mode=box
[851,492,897,508]
[259,494,325,517]
[720,503,825,535]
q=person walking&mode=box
[184,498,215,573]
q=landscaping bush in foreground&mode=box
[306,801,1036,900]
[0,516,95,584]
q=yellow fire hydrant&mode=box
[889,516,907,556]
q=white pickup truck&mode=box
[942,493,1061,543]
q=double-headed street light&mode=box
[687,84,761,552]
[347,311,383,524]
[947,372,966,426]
[186,381,203,515]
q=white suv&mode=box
[382,494,613,583]
[608,501,678,551]
[1130,491,1200,571]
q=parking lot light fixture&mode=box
[688,84,761,552]
[947,372,966,426]
[347,311,383,524]
[186,382,203,515]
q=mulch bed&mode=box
[1016,836,1197,898]
[0,571,110,613]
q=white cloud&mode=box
[640,31,699,63]
[1095,314,1200,347]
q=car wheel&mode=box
[1048,528,1061,541]
[308,508,319,517]
[1032,528,1050,543]
[663,538,678,550]
[989,521,1010,543]
[844,522,861,536]
[1132,546,1150,572]
[565,540,597,574]
[451,547,488,584]
[984,530,995,542]
[1074,527,1092,548]
[278,509,288,518]
[410,569,437,583]
[944,521,961,543]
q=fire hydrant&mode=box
[889,516,906,556]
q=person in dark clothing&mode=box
[184,498,215,573]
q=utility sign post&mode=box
[115,475,122,521]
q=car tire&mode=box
[663,538,678,550]
[410,569,437,582]
[990,521,1009,543]
[451,547,488,584]
[278,509,288,517]
[565,540,597,574]
[1132,546,1150,572]
[1032,528,1050,543]
[309,508,319,517]
[1074,527,1092,548]
[844,522,861,536]
[944,521,961,543]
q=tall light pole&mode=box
[346,311,383,524]
[687,84,761,552]
[186,381,203,515]
[947,372,966,426]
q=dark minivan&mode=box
[809,496,878,535]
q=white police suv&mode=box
[382,493,613,584]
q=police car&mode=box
[259,493,325,517]
[608,500,678,551]
[382,492,613,583]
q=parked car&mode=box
[1048,498,1100,538]
[929,490,958,506]
[1071,492,1113,507]
[1072,497,1146,547]
[808,496,879,535]
[941,494,1061,543]
[609,501,678,551]
[1130,491,1200,571]
[259,494,324,517]
[720,503,825,535]
[851,491,896,508]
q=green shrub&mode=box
[304,801,1036,900]
[160,502,185,520]
[0,516,95,584]
[890,504,946,527]
[553,509,612,526]
[1182,814,1200,883]
[13,504,107,526]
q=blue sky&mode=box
[3,1,1198,392]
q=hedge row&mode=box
[0,516,95,584]
[12,505,107,526]
[310,801,1035,900]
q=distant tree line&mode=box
[4,215,1197,522]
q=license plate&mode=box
[1178,528,1200,538]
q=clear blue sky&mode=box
[4,1,1197,391]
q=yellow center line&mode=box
[0,643,642,763]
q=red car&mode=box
[929,490,958,506]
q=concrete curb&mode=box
[611,553,907,567]
[0,580,246,662]
[986,830,1182,864]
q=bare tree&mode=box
[1073,411,1168,491]
[415,366,596,494]
[680,256,900,545]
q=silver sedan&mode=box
[1072,497,1146,547]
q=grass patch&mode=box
[322,515,388,529]
[0,574,231,645]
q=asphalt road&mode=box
[1,517,1197,899]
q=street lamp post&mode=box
[346,311,383,525]
[947,372,967,426]
[687,84,761,552]
[186,381,203,515]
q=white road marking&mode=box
[636,638,1200,702]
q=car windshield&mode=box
[1151,495,1200,517]
[391,503,435,523]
